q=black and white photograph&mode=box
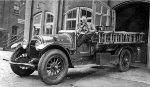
[0,0,150,87]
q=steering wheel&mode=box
[77,22,89,36]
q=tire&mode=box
[38,49,69,85]
[118,49,131,72]
[10,48,35,76]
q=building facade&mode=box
[24,0,150,68]
[0,0,26,49]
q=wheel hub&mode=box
[47,56,63,77]
[16,54,30,70]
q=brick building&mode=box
[0,0,26,49]
[24,0,150,68]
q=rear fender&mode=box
[114,45,135,63]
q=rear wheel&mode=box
[10,48,35,76]
[118,49,131,72]
[38,49,68,85]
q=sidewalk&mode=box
[0,51,13,60]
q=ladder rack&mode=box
[94,31,145,44]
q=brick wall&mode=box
[0,0,25,48]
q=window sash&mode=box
[44,12,54,35]
[33,13,42,35]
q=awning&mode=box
[0,28,6,31]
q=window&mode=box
[64,7,92,30]
[12,26,18,35]
[44,12,54,35]
[95,3,111,27]
[11,26,18,43]
[33,13,42,35]
[13,2,20,15]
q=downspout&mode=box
[24,0,34,42]
[148,5,150,69]
[29,0,34,41]
[56,0,61,34]
[107,0,110,7]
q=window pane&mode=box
[46,28,52,34]
[33,28,40,35]
[67,11,72,18]
[67,10,77,19]
[66,21,71,30]
[12,26,18,35]
[87,19,91,22]
[81,10,86,16]
[72,10,77,18]
[46,14,54,23]
[34,14,41,24]
[95,15,100,26]
[44,24,53,34]
[101,16,107,26]
[66,20,76,30]
[106,16,110,26]
[96,4,102,13]
[72,21,76,28]
[87,11,92,17]
[102,6,108,14]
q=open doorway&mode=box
[114,2,149,65]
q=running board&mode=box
[3,58,35,68]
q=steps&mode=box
[3,31,24,50]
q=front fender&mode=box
[11,40,28,49]
[11,42,22,49]
[35,42,54,51]
[38,43,73,68]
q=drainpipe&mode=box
[56,0,60,34]
[24,0,33,42]
[57,0,64,33]
[148,5,150,69]
[107,0,110,7]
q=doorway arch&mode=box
[112,1,150,66]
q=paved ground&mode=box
[0,51,150,87]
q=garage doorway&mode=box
[113,2,149,65]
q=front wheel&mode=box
[118,49,131,72]
[10,48,35,76]
[38,49,69,85]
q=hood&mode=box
[33,34,72,44]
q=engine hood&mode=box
[32,34,72,45]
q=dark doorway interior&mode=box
[115,2,149,64]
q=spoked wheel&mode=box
[10,48,35,76]
[38,49,68,85]
[119,49,132,72]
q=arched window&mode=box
[44,12,54,35]
[33,13,42,35]
[64,7,92,30]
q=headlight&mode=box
[22,39,28,49]
[35,40,42,48]
[11,42,21,49]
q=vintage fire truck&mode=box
[8,3,145,85]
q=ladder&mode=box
[97,31,145,44]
